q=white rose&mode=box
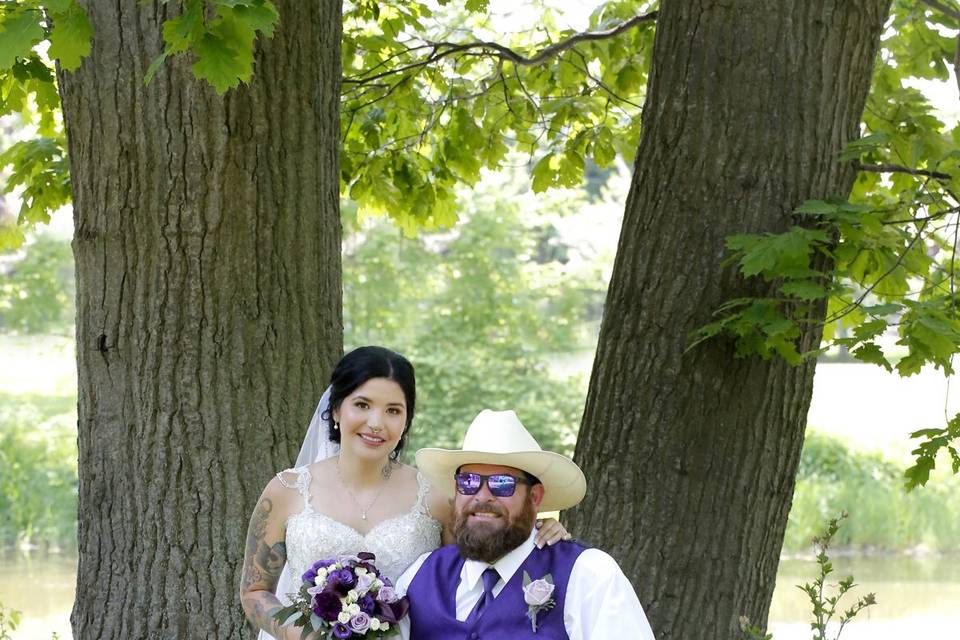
[338,612,351,624]
[369,619,381,631]
[347,590,359,603]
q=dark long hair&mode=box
[323,346,416,461]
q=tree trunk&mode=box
[567,2,890,638]
[59,2,343,637]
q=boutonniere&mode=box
[522,571,555,633]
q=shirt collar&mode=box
[461,528,537,590]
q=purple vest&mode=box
[407,541,587,640]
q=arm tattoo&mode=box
[241,495,291,638]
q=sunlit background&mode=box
[3,2,960,639]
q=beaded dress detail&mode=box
[278,466,442,587]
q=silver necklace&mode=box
[336,458,389,521]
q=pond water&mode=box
[1,553,958,639]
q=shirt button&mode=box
[470,634,479,640]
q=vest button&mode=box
[470,634,479,640]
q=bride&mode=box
[239,346,568,639]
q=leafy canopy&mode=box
[0,0,654,242]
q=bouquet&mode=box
[273,552,409,639]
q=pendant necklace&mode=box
[337,458,389,520]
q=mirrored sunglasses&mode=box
[454,472,533,498]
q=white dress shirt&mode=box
[395,529,656,639]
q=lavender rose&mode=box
[523,579,555,607]
[355,572,376,595]
[349,612,371,634]
[332,622,353,639]
[375,586,398,603]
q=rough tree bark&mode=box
[568,1,890,638]
[58,1,343,637]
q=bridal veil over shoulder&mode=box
[259,388,338,640]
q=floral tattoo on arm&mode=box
[242,496,289,637]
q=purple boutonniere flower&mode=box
[522,571,556,633]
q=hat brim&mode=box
[416,448,587,513]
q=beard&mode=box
[453,493,538,563]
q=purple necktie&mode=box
[466,567,500,624]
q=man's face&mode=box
[452,463,545,563]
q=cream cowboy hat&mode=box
[416,409,587,512]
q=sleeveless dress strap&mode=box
[277,466,314,514]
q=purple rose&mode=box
[332,568,356,589]
[332,622,353,639]
[313,558,337,570]
[312,590,343,622]
[302,568,318,585]
[375,595,409,624]
[349,612,371,634]
[359,594,376,614]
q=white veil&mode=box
[259,386,339,640]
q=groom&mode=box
[396,409,656,639]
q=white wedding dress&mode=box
[277,465,442,587]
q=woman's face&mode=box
[333,377,408,462]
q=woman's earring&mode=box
[333,421,340,430]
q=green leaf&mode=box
[48,2,93,71]
[233,1,280,37]
[144,51,170,86]
[904,456,935,490]
[43,0,74,12]
[191,32,251,94]
[794,200,838,215]
[0,223,27,251]
[465,0,490,12]
[851,343,891,371]
[780,280,827,301]
[531,154,556,193]
[162,0,205,53]
[0,10,44,71]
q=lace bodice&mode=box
[278,466,442,585]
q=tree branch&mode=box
[854,161,953,181]
[918,0,960,22]
[343,11,658,86]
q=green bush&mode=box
[0,235,75,335]
[0,393,77,548]
[784,430,960,552]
